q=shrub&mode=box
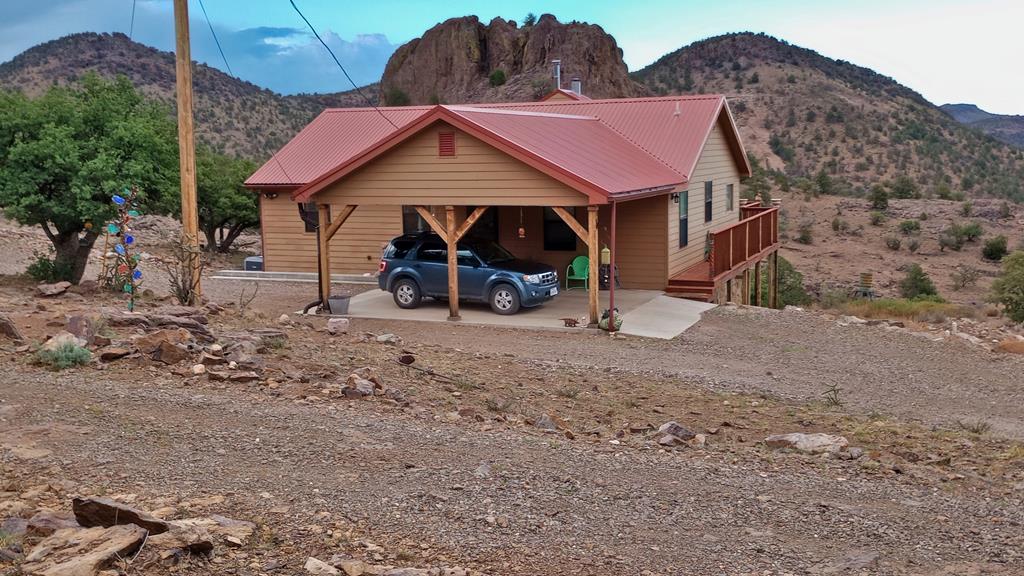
[982,235,1008,261]
[951,265,981,290]
[837,298,973,323]
[939,232,964,252]
[488,69,507,87]
[35,342,92,370]
[960,222,983,242]
[900,264,937,299]
[908,238,921,253]
[885,237,902,251]
[960,201,973,217]
[26,251,74,283]
[919,212,929,221]
[898,220,921,235]
[869,211,885,226]
[795,221,814,244]
[831,217,849,233]
[999,201,1012,219]
[868,184,889,210]
[992,251,1024,323]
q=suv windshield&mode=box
[469,240,515,265]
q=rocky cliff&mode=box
[380,14,646,105]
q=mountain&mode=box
[941,103,1024,149]
[633,33,1024,202]
[379,14,646,105]
[0,32,374,160]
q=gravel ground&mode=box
[2,366,1021,576]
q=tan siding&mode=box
[667,117,743,276]
[602,196,668,289]
[316,124,590,206]
[260,195,401,274]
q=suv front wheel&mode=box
[392,278,422,309]
[489,284,521,315]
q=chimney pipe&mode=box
[552,59,561,89]
[570,77,582,95]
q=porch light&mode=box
[263,192,279,199]
[671,192,680,203]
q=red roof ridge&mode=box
[445,105,597,121]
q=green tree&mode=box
[889,175,918,199]
[194,147,258,253]
[523,12,537,26]
[815,169,833,196]
[899,264,938,299]
[982,235,1008,262]
[868,184,888,210]
[488,69,507,87]
[0,74,177,283]
[992,251,1024,323]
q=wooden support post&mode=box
[726,278,733,303]
[587,206,599,326]
[754,260,763,307]
[173,0,201,303]
[454,206,489,242]
[413,206,448,242]
[742,269,750,305]
[317,204,332,307]
[770,250,779,309]
[324,205,357,242]
[445,206,459,320]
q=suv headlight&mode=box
[522,274,542,284]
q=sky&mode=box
[1,0,1021,114]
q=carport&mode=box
[286,105,687,327]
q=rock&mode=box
[151,306,209,323]
[278,314,291,324]
[332,557,369,576]
[173,515,255,546]
[326,317,350,335]
[26,509,79,537]
[147,314,214,341]
[657,421,696,441]
[306,556,342,575]
[397,354,416,365]
[534,413,559,431]
[72,496,171,534]
[229,371,260,383]
[838,446,865,460]
[199,352,226,365]
[382,569,432,576]
[146,523,214,559]
[40,331,87,352]
[687,433,707,448]
[344,377,376,398]
[207,370,230,382]
[153,340,190,365]
[351,367,383,386]
[133,328,193,354]
[22,525,147,575]
[823,550,880,574]
[376,333,400,344]
[208,343,223,354]
[191,364,206,375]
[36,281,72,297]
[0,315,25,341]
[1,516,29,537]
[764,432,849,454]
[66,314,98,345]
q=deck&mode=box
[666,202,780,303]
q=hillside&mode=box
[633,33,1024,202]
[941,103,1024,149]
[0,32,373,160]
[379,14,646,105]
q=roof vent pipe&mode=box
[570,77,582,95]
[552,59,561,89]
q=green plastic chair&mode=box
[565,255,589,290]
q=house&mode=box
[245,93,780,324]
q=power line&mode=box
[196,0,234,76]
[287,0,399,129]
[129,0,137,39]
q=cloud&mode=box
[0,0,396,94]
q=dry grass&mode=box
[996,339,1024,355]
[837,298,977,323]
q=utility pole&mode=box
[173,0,201,303]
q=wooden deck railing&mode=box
[708,205,779,278]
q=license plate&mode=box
[549,287,558,296]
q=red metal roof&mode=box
[247,95,751,201]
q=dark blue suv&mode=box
[378,232,559,314]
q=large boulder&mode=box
[72,497,171,534]
[764,432,849,454]
[0,315,25,341]
[40,331,87,353]
[21,525,147,575]
[36,281,72,297]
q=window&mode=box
[704,181,713,222]
[464,206,499,241]
[678,191,689,247]
[438,132,456,157]
[402,206,428,234]
[415,240,446,262]
[543,207,577,251]
[726,184,734,212]
[299,202,326,233]
[384,238,417,259]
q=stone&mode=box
[837,315,867,326]
[0,315,25,341]
[173,515,255,546]
[657,421,696,441]
[191,364,207,375]
[333,557,369,576]
[376,333,400,344]
[199,352,226,365]
[153,340,190,365]
[36,281,72,297]
[382,569,432,576]
[351,367,383,386]
[134,328,192,354]
[326,317,350,335]
[207,370,230,382]
[534,413,559,431]
[1,516,29,537]
[26,509,79,537]
[66,315,98,345]
[72,496,171,534]
[21,525,147,575]
[40,331,87,353]
[146,523,214,558]
[764,432,849,454]
[306,556,342,575]
[229,371,260,383]
[208,343,223,354]
[344,377,376,398]
[687,433,707,448]
[278,314,291,324]
[397,354,416,365]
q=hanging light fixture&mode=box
[518,207,526,239]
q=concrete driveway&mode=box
[339,288,715,339]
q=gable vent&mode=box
[438,131,456,157]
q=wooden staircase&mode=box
[665,261,715,302]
